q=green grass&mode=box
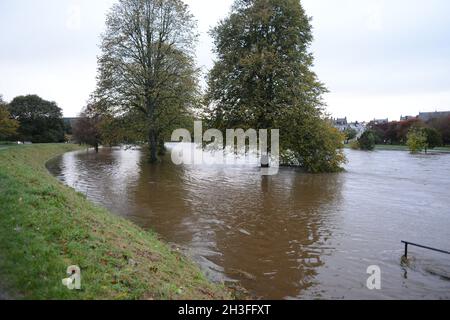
[374,144,450,152]
[0,144,231,300]
[0,141,16,146]
[344,143,450,153]
[375,144,410,151]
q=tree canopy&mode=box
[370,119,424,145]
[427,116,450,145]
[0,95,19,140]
[94,0,199,162]
[422,127,442,150]
[344,128,358,144]
[406,126,442,153]
[72,104,104,152]
[407,127,428,153]
[357,130,376,151]
[8,95,65,143]
[205,0,345,172]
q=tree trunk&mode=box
[158,139,167,156]
[261,153,270,168]
[149,129,158,163]
[95,143,99,153]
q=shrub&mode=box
[407,127,427,153]
[358,130,376,151]
[350,140,360,150]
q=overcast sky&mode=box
[1,0,450,122]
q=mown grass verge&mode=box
[0,144,231,300]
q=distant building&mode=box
[400,115,416,121]
[332,118,366,138]
[333,117,348,132]
[349,121,366,138]
[418,111,450,122]
[335,117,348,126]
[372,118,389,125]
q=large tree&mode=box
[0,95,19,140]
[344,128,357,144]
[422,127,442,151]
[8,95,65,143]
[406,127,442,153]
[72,104,104,152]
[94,0,199,162]
[428,116,450,145]
[205,0,345,172]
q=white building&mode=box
[333,117,348,132]
[333,118,367,139]
[372,118,389,125]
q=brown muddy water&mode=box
[47,146,450,299]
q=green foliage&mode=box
[406,127,442,153]
[63,119,73,135]
[7,95,65,143]
[368,117,450,148]
[97,109,152,148]
[344,128,357,143]
[407,127,428,153]
[370,119,424,145]
[277,109,346,172]
[0,96,19,139]
[94,0,198,163]
[358,130,376,151]
[427,116,450,145]
[205,0,345,172]
[350,140,360,150]
[72,104,104,152]
[423,127,442,150]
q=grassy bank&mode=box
[344,144,450,153]
[374,145,450,152]
[0,144,231,300]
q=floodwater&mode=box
[47,146,450,299]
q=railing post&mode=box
[402,240,450,257]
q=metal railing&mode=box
[401,241,450,258]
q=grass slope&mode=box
[0,144,231,300]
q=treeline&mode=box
[369,118,449,146]
[351,117,449,152]
[0,94,66,143]
[3,0,349,173]
[73,0,346,173]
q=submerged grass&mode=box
[0,144,231,300]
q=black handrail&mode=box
[401,241,450,258]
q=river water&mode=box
[47,146,450,299]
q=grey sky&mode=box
[1,0,449,122]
